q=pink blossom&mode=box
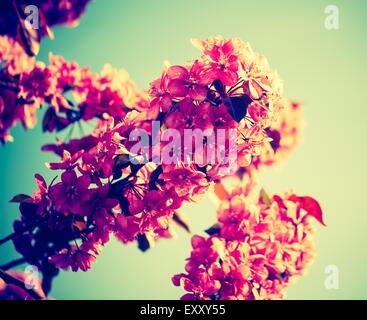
[49,170,91,215]
[173,181,323,300]
[167,61,207,101]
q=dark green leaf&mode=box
[113,154,131,179]
[265,128,281,152]
[212,79,225,95]
[42,108,56,132]
[223,95,252,123]
[148,165,163,191]
[10,194,32,203]
[205,223,221,236]
[172,211,190,233]
[137,233,154,252]
[119,196,131,216]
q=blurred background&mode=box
[0,0,366,299]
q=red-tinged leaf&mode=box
[34,174,47,193]
[172,211,190,233]
[289,195,325,226]
[70,149,84,162]
[213,182,228,201]
[10,194,33,203]
[73,220,87,231]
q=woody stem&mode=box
[0,232,18,246]
[0,268,43,300]
[0,257,27,271]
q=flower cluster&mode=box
[0,42,146,143]
[0,0,91,56]
[173,181,324,300]
[36,54,148,133]
[12,118,209,282]
[0,0,94,143]
[3,36,317,299]
[0,36,36,142]
[248,98,304,172]
[149,36,284,170]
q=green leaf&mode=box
[260,188,272,205]
[10,194,32,203]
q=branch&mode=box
[0,232,18,246]
[0,257,27,270]
[0,269,44,300]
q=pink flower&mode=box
[49,170,91,215]
[129,189,182,233]
[18,64,55,108]
[49,243,99,272]
[173,270,221,300]
[240,60,273,100]
[149,72,172,113]
[173,181,323,300]
[82,86,125,120]
[201,40,239,86]
[115,214,140,243]
[5,36,292,286]
[159,165,209,199]
[48,54,81,91]
[167,61,207,101]
[32,173,51,216]
[0,36,35,75]
[164,98,212,132]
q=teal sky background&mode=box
[0,0,366,299]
